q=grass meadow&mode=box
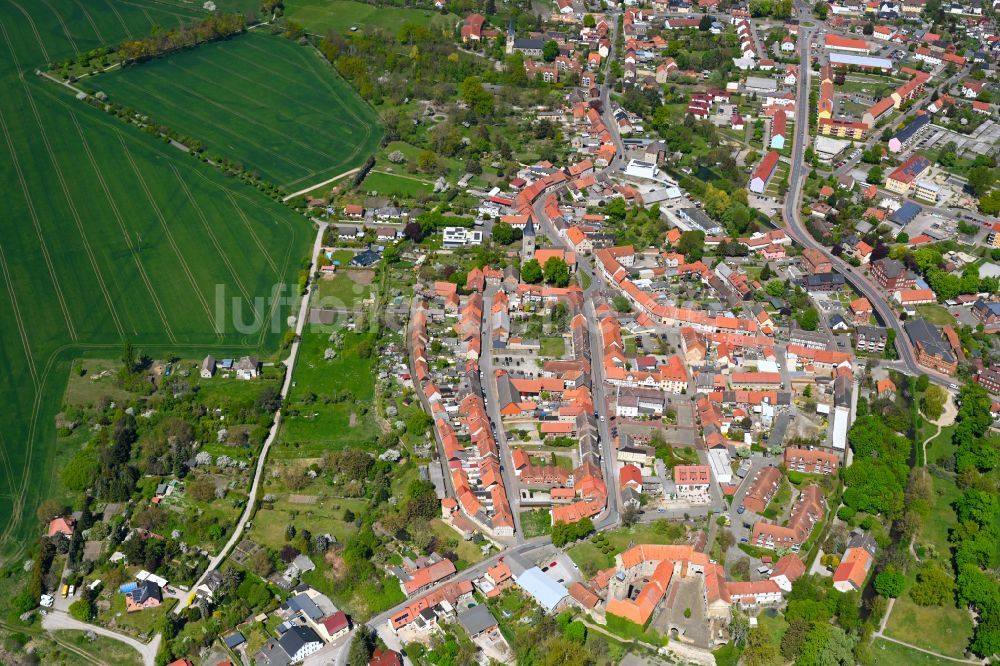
[275,326,381,456]
[90,30,382,191]
[285,0,457,33]
[0,0,319,561]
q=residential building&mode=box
[870,259,915,290]
[369,650,404,666]
[850,297,872,324]
[801,248,831,274]
[234,356,260,380]
[885,154,931,194]
[972,299,1000,326]
[832,532,878,592]
[905,319,958,375]
[855,325,888,353]
[278,626,323,663]
[742,466,781,514]
[443,227,483,248]
[674,465,711,498]
[749,151,781,193]
[125,581,162,612]
[784,447,839,474]
[751,485,825,550]
[769,554,806,592]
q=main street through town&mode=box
[783,6,952,388]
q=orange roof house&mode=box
[47,516,75,538]
[833,547,872,592]
[619,464,642,490]
[401,559,457,595]
[877,377,896,397]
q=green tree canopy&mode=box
[521,259,542,284]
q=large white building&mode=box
[625,159,659,180]
[442,226,483,248]
[708,448,733,485]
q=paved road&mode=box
[531,196,621,530]
[781,9,951,389]
[479,286,525,543]
[42,611,160,666]
[364,537,553,634]
[175,222,329,614]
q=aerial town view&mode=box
[0,0,998,665]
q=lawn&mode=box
[917,470,963,566]
[519,509,553,538]
[361,170,435,197]
[567,521,688,577]
[915,304,955,326]
[884,594,974,659]
[52,630,143,666]
[924,425,957,469]
[0,0,312,561]
[89,30,382,191]
[539,337,566,358]
[761,477,791,520]
[99,594,179,640]
[656,444,700,469]
[314,269,374,311]
[248,480,367,550]
[870,638,957,666]
[430,519,487,569]
[275,327,381,455]
[285,0,457,33]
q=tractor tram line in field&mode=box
[106,74,317,178]
[69,112,177,342]
[7,0,51,61]
[40,0,80,53]
[0,103,78,342]
[117,133,220,335]
[13,78,128,340]
[168,163,262,321]
[71,0,105,43]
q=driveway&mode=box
[42,610,160,666]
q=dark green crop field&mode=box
[0,0,333,559]
[90,30,383,192]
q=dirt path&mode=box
[282,167,360,201]
[921,391,958,465]
[41,612,157,666]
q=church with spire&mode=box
[521,215,536,263]
[504,18,545,57]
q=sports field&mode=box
[285,0,456,33]
[0,1,316,560]
[90,30,382,192]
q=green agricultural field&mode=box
[285,0,457,33]
[0,1,326,562]
[89,30,382,192]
